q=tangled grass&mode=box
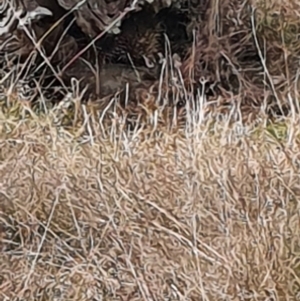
[1,97,300,301]
[2,0,300,300]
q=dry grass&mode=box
[1,99,300,300]
[2,0,300,300]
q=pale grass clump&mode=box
[1,100,300,301]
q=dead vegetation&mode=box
[1,106,300,300]
[1,0,300,300]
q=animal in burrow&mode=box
[97,3,192,69]
[95,4,164,68]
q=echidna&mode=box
[97,5,163,67]
[97,2,192,68]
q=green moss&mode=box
[265,121,288,141]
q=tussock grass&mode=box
[1,101,300,300]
